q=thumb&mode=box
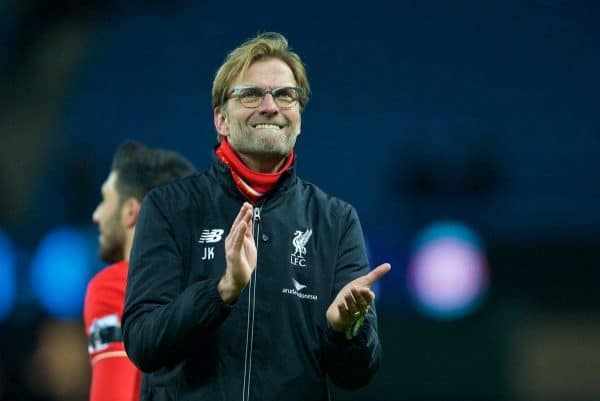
[359,263,391,287]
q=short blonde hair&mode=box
[211,32,310,111]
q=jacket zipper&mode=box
[242,204,262,401]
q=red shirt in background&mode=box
[84,261,141,401]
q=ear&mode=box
[121,197,141,229]
[214,107,229,139]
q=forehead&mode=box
[232,58,297,88]
[102,171,119,193]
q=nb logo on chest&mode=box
[198,229,224,243]
[198,229,224,260]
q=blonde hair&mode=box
[211,32,310,111]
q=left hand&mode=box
[326,263,391,333]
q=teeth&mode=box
[254,124,281,129]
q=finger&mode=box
[233,207,252,238]
[230,202,252,232]
[351,288,371,309]
[229,215,248,251]
[337,302,350,319]
[360,263,391,287]
[245,209,255,238]
[352,288,373,315]
[243,218,254,241]
[357,287,375,305]
[232,204,249,229]
[348,291,370,317]
[366,289,375,304]
[244,206,254,224]
[244,219,252,237]
[344,302,364,320]
[344,292,360,316]
[337,302,348,319]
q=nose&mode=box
[258,93,279,115]
[92,205,100,223]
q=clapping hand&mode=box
[218,202,257,304]
[326,263,391,333]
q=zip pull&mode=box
[253,206,261,223]
[253,206,269,242]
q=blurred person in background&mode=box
[122,32,391,401]
[84,141,196,401]
[27,320,90,401]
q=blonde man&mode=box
[123,32,390,401]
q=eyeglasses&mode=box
[226,86,304,109]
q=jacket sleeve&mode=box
[323,205,382,389]
[89,354,141,401]
[122,192,232,372]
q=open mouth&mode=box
[252,123,283,130]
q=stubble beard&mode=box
[99,239,123,264]
[228,124,298,162]
[98,213,126,264]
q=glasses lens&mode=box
[273,87,300,108]
[237,87,264,107]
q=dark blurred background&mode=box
[1,1,599,400]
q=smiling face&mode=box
[214,58,302,166]
[92,171,126,263]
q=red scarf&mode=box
[215,139,294,204]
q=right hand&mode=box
[218,202,257,304]
[326,263,391,333]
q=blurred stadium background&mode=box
[1,1,599,400]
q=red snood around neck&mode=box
[215,139,294,204]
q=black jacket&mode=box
[122,156,382,401]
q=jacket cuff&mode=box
[208,278,235,312]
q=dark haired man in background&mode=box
[84,140,196,401]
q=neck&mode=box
[215,139,294,203]
[123,227,135,261]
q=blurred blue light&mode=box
[30,227,92,320]
[408,221,488,320]
[413,220,483,250]
[0,229,17,322]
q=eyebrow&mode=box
[232,85,298,90]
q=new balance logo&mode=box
[198,229,224,244]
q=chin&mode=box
[258,136,293,155]
[257,146,290,160]
[99,244,123,264]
